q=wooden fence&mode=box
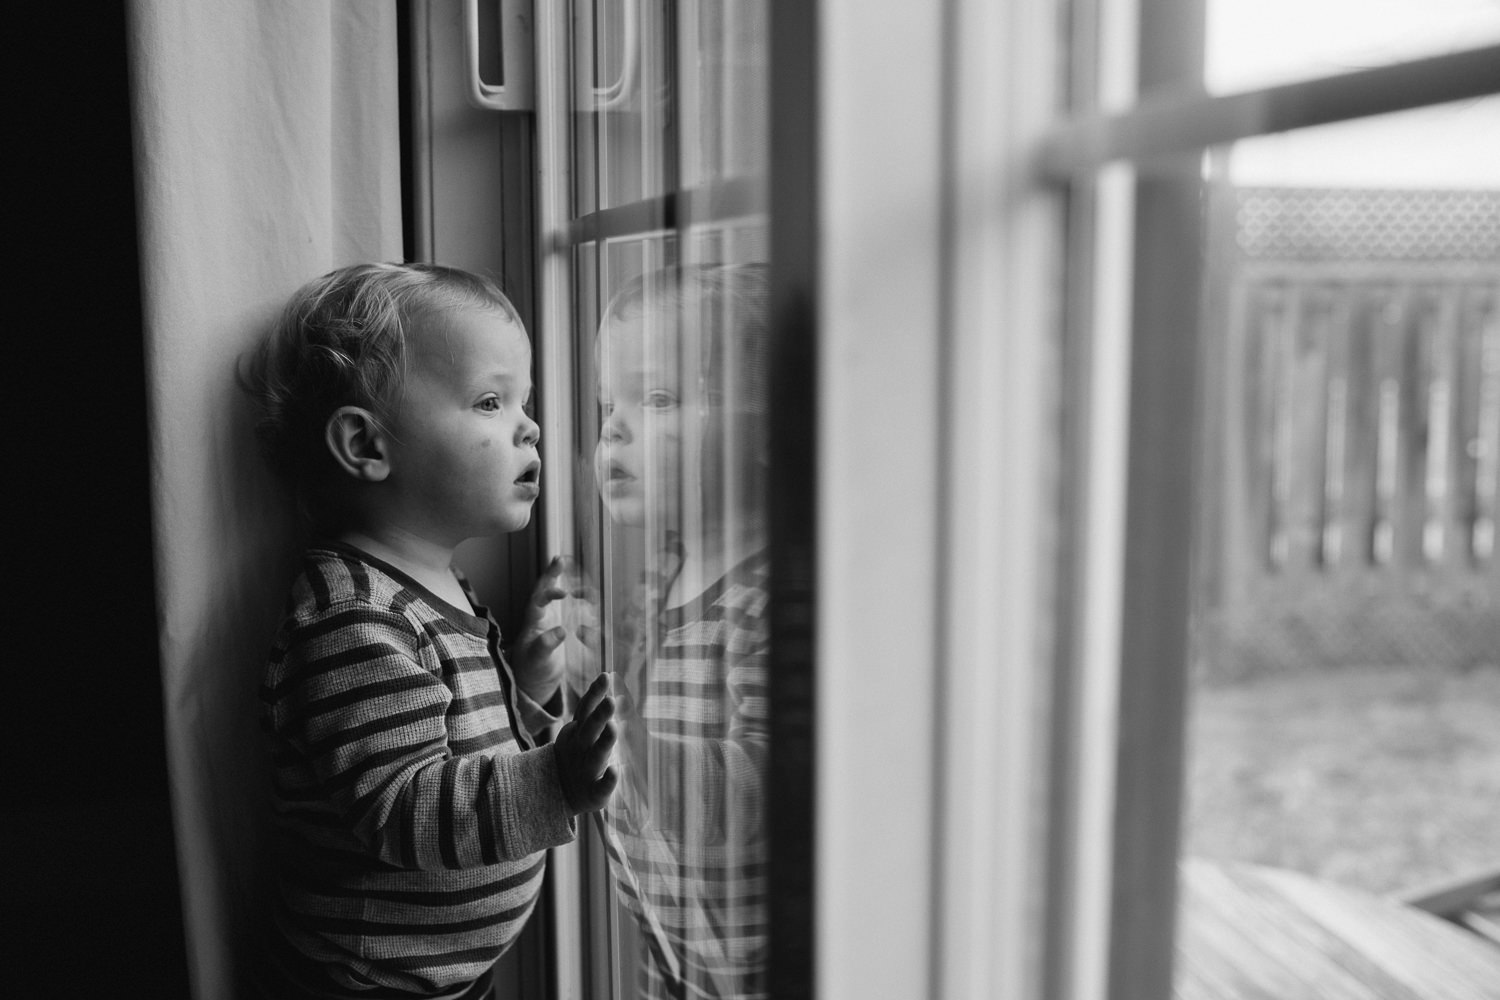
[1197,188,1500,676]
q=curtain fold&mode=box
[126,3,402,996]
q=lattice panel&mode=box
[1236,188,1500,262]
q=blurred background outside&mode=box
[1182,0,1500,897]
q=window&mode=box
[1041,2,1500,998]
[533,3,775,998]
[414,1,1500,997]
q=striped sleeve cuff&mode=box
[493,744,577,857]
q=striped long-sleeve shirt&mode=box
[259,543,575,999]
[605,550,771,1000]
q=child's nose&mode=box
[519,413,540,447]
[600,412,630,444]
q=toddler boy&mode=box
[245,262,617,999]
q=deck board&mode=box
[1176,859,1500,1000]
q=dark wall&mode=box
[8,7,190,994]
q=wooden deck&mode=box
[1176,858,1500,1000]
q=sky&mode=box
[1207,0,1500,186]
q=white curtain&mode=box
[126,2,402,996]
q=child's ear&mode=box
[324,406,392,482]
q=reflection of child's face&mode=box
[594,304,708,528]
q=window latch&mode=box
[464,0,533,111]
[465,0,642,113]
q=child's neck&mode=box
[336,527,471,611]
[664,515,765,607]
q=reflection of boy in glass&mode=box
[593,263,770,1000]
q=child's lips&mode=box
[514,462,541,496]
[602,463,637,493]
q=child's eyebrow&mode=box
[472,369,528,390]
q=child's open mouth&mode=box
[515,463,540,487]
[601,462,636,496]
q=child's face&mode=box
[593,304,708,528]
[384,306,541,544]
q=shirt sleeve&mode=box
[267,602,576,869]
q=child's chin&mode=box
[602,499,646,527]
[497,508,534,532]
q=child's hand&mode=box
[509,556,597,706]
[612,672,649,774]
[553,673,619,815]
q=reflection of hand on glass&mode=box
[609,651,652,814]
[509,555,599,708]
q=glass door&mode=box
[532,3,773,997]
[1040,0,1500,996]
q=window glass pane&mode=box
[1178,95,1500,996]
[571,0,767,214]
[561,3,771,998]
[571,0,675,213]
[1206,0,1500,93]
[1225,99,1500,191]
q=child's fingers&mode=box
[528,625,567,656]
[510,624,565,664]
[578,764,618,812]
[529,558,578,607]
[573,671,611,719]
[529,582,570,610]
[576,724,617,782]
[557,713,619,813]
[575,697,617,749]
[545,556,588,594]
[592,719,618,758]
[545,555,598,601]
[592,765,619,799]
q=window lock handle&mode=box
[464,0,534,111]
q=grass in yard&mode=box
[1181,661,1500,896]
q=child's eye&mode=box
[522,396,535,418]
[644,390,679,410]
[477,396,501,413]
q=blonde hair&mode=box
[602,262,769,413]
[243,261,522,486]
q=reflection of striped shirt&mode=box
[259,543,574,999]
[607,551,771,1000]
